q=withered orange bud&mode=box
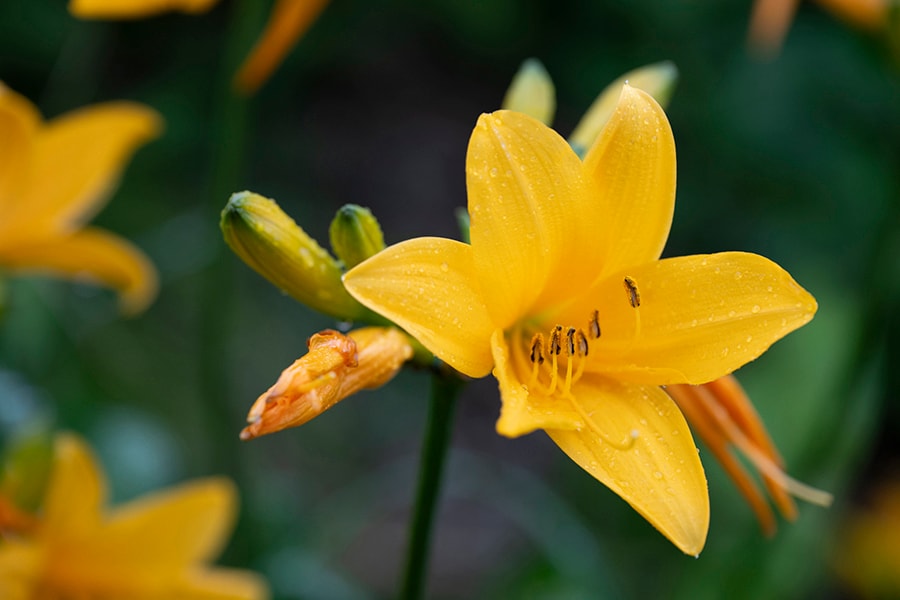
[667,374,832,536]
[241,327,413,440]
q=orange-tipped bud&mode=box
[241,327,413,440]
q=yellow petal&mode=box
[491,329,583,437]
[233,0,331,95]
[69,0,218,18]
[546,378,709,555]
[1,227,158,314]
[344,237,494,377]
[0,85,39,218]
[41,433,106,537]
[582,85,676,277]
[99,478,236,567]
[569,61,678,155]
[176,568,269,600]
[467,110,599,327]
[20,102,161,235]
[567,252,817,385]
[501,59,556,125]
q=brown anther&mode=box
[530,334,545,364]
[576,329,589,356]
[623,276,641,308]
[588,309,601,338]
[550,325,563,355]
[566,327,577,356]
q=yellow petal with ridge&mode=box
[547,378,709,555]
[344,237,495,377]
[467,110,602,326]
[564,252,817,385]
[582,85,676,278]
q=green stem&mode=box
[399,373,463,600]
[198,0,265,472]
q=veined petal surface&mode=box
[569,61,678,155]
[566,252,817,385]
[344,237,494,377]
[582,85,676,278]
[547,378,709,555]
[2,227,158,314]
[467,110,602,326]
[21,102,161,235]
[491,329,582,437]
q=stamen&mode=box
[575,329,589,356]
[623,276,641,308]
[549,325,563,355]
[529,334,545,364]
[547,326,563,395]
[622,277,642,346]
[566,327,576,356]
[588,309,601,339]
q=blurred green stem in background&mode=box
[199,0,265,471]
[400,373,464,600]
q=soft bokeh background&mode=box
[1,0,898,598]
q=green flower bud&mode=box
[221,191,368,321]
[502,58,556,126]
[569,61,679,158]
[328,204,386,269]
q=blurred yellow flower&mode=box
[748,0,890,56]
[0,433,268,599]
[241,327,413,440]
[0,84,159,314]
[836,479,900,597]
[69,0,332,94]
[343,85,817,555]
[666,375,832,536]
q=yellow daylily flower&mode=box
[748,0,890,56]
[241,327,413,440]
[343,85,817,554]
[69,0,332,95]
[0,84,159,314]
[666,375,832,536]
[0,433,268,599]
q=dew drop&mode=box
[490,168,498,177]
[734,271,743,280]
[653,471,663,480]
[751,304,760,313]
[439,262,449,273]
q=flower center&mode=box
[512,277,645,449]
[525,309,600,399]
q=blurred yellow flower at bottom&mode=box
[836,479,900,598]
[0,433,268,600]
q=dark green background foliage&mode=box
[1,0,898,598]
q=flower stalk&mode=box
[399,373,463,600]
